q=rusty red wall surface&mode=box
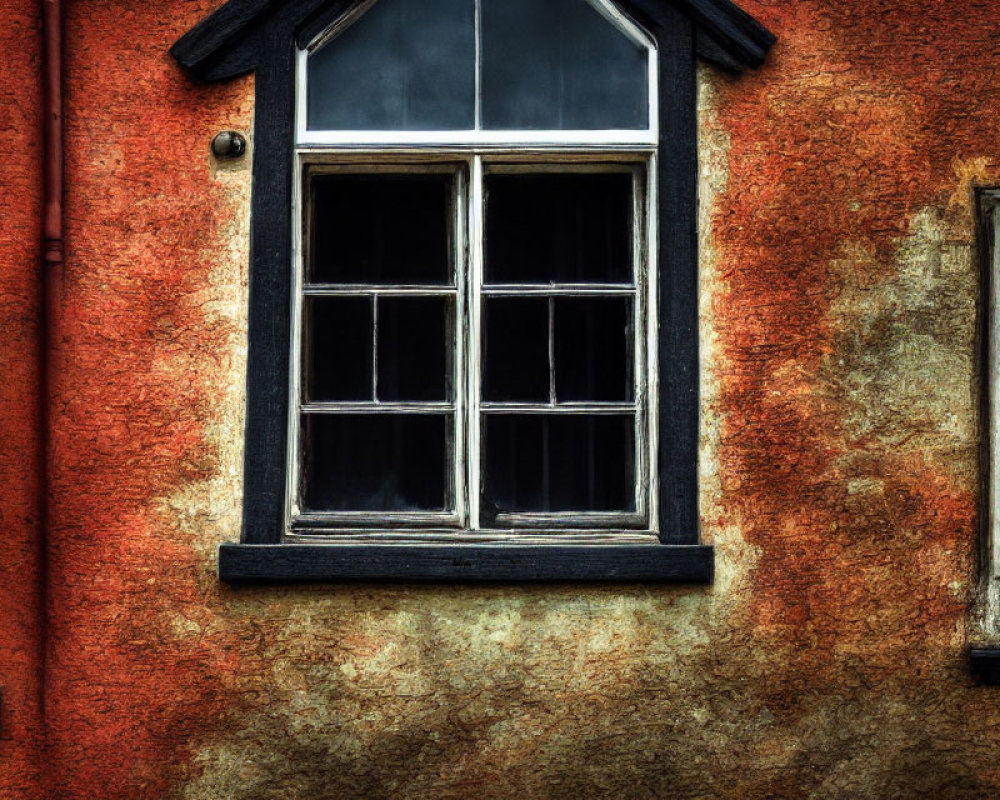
[6,0,1000,797]
[0,0,45,796]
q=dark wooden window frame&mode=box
[171,0,775,583]
[972,189,1000,683]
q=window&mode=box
[171,0,775,581]
[973,189,1000,683]
[291,0,657,539]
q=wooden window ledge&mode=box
[219,542,713,583]
[971,647,1000,685]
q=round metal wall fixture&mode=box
[211,131,247,159]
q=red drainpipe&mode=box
[43,0,63,277]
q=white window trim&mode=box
[285,151,659,542]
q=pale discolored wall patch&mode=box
[179,583,805,800]
[825,207,977,479]
[160,123,252,568]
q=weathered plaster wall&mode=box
[30,0,1000,797]
[0,0,45,796]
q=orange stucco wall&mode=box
[5,0,1000,797]
[0,0,45,796]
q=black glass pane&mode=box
[481,0,648,130]
[377,296,452,402]
[482,297,549,402]
[484,173,632,284]
[302,414,450,511]
[310,173,452,285]
[554,297,632,402]
[307,0,475,131]
[305,296,373,402]
[483,414,635,513]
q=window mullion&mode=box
[474,0,482,131]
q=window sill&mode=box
[218,542,713,583]
[971,647,1000,685]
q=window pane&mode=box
[482,297,550,402]
[483,414,635,513]
[307,0,475,131]
[484,173,633,284]
[310,173,452,285]
[554,296,633,402]
[305,296,373,402]
[377,296,452,402]
[481,0,648,130]
[302,414,451,511]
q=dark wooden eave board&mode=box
[695,27,746,73]
[169,0,275,77]
[219,543,714,583]
[171,0,775,80]
[672,0,774,69]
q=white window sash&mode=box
[287,152,659,537]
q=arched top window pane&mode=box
[307,0,476,131]
[304,0,652,134]
[480,0,648,130]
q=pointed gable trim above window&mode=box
[171,0,775,81]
